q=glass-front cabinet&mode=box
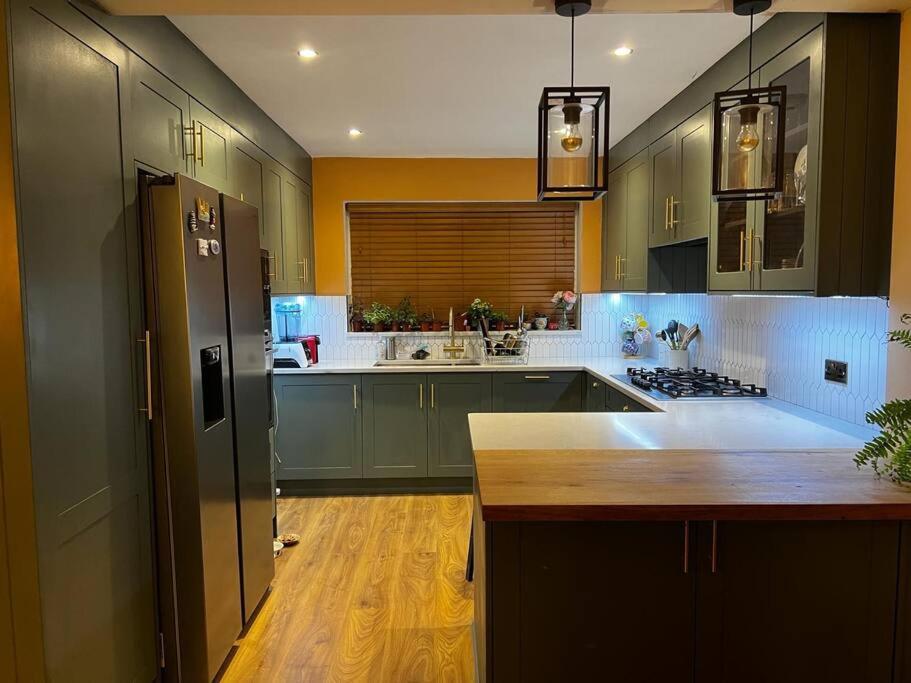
[710,28,822,293]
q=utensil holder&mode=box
[665,348,689,369]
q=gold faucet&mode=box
[442,306,465,359]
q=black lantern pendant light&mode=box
[712,0,786,201]
[537,0,609,202]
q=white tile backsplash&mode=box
[273,292,890,427]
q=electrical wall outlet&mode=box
[824,359,848,384]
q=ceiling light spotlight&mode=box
[612,46,633,57]
[297,47,319,59]
[348,128,363,138]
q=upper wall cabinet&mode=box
[648,105,712,248]
[267,164,315,296]
[129,58,190,175]
[187,99,231,192]
[603,148,649,292]
[612,14,899,297]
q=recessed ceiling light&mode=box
[348,128,363,138]
[612,46,633,57]
[297,47,319,59]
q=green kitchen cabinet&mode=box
[602,148,649,292]
[492,372,584,413]
[262,159,286,292]
[230,132,265,242]
[649,106,711,248]
[188,98,231,192]
[649,128,678,248]
[270,168,315,295]
[675,105,712,243]
[129,57,190,175]
[362,374,428,478]
[586,375,608,411]
[428,373,492,477]
[295,182,315,293]
[274,374,362,479]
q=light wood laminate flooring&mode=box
[220,495,474,682]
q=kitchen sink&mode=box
[373,358,482,367]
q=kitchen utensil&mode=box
[676,323,688,342]
[655,329,668,345]
[680,324,700,350]
[666,321,679,349]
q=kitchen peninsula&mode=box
[469,384,911,683]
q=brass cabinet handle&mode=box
[739,230,746,272]
[267,254,276,278]
[619,256,625,280]
[137,330,152,421]
[746,228,754,272]
[353,384,357,411]
[622,404,630,412]
[197,123,204,166]
[592,381,599,388]
[671,195,679,231]
[752,232,763,270]
[683,521,690,574]
[431,383,435,409]
[615,254,621,281]
[664,196,670,231]
[297,258,309,283]
[183,124,197,161]
[711,520,718,574]
[524,375,551,380]
[419,383,424,410]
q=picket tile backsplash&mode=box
[273,293,890,427]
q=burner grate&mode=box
[625,366,767,399]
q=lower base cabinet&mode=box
[274,374,362,479]
[362,374,428,478]
[478,518,902,683]
[586,373,651,412]
[493,372,584,412]
[429,374,492,477]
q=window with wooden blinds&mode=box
[348,202,578,328]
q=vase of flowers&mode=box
[620,313,651,358]
[551,290,577,330]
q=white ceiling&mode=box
[171,13,768,158]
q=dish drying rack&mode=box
[478,328,530,365]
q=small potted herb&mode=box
[468,298,493,330]
[431,310,443,332]
[348,298,365,332]
[490,311,508,332]
[363,302,392,332]
[394,297,417,332]
[418,312,433,332]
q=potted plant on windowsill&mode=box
[468,298,493,331]
[363,302,392,333]
[348,298,365,333]
[418,312,433,332]
[490,311,508,332]
[394,296,417,332]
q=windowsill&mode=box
[345,329,583,339]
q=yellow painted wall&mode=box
[888,10,911,401]
[312,157,602,295]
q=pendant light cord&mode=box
[748,11,753,87]
[570,9,575,90]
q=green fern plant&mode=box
[855,313,911,482]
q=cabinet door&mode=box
[230,133,264,243]
[649,128,677,247]
[607,388,650,413]
[622,149,650,291]
[676,104,712,243]
[362,374,428,478]
[280,173,300,293]
[602,168,626,291]
[295,182,315,293]
[428,374,491,477]
[696,521,899,683]
[585,375,608,411]
[756,30,822,292]
[262,159,286,293]
[492,372,583,412]
[274,375,362,479]
[129,57,189,174]
[518,522,695,682]
[189,98,230,191]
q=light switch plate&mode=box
[824,359,848,384]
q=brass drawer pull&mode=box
[419,383,424,409]
[524,375,551,380]
[353,384,357,411]
[431,383,435,409]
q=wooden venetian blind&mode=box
[348,202,577,325]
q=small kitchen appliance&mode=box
[301,334,320,365]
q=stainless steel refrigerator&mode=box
[139,173,274,681]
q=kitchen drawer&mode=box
[493,372,584,413]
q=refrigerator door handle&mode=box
[137,330,152,421]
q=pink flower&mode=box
[563,290,577,305]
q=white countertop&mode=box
[275,356,875,453]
